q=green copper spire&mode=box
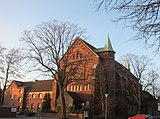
[95,35,115,53]
[104,35,114,52]
[125,58,130,70]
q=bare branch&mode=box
[93,0,160,52]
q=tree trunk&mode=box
[0,79,7,106]
[61,93,67,119]
[59,86,67,119]
[1,87,5,105]
[137,83,141,114]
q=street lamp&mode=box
[105,94,108,119]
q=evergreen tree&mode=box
[42,93,51,112]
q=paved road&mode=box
[0,117,60,119]
[0,115,61,119]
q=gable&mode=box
[60,37,99,64]
[6,81,19,92]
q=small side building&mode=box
[4,79,54,113]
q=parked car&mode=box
[153,115,160,119]
[128,114,153,119]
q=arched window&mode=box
[11,87,14,91]
[37,103,41,110]
[31,103,34,110]
[26,94,29,99]
[19,90,22,94]
[76,51,78,59]
[73,54,75,60]
[77,85,80,91]
[32,94,35,98]
[87,84,90,91]
[74,85,76,91]
[38,93,42,98]
[84,85,87,91]
[80,85,83,91]
[18,97,22,103]
[10,95,14,99]
[71,85,73,91]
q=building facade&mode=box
[4,36,158,119]
[57,36,157,118]
[4,80,54,112]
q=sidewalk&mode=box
[0,113,82,119]
[0,115,60,119]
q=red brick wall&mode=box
[4,81,24,112]
[0,106,16,117]
[65,38,99,102]
[4,81,53,112]
[25,91,52,112]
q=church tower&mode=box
[103,36,116,119]
[97,35,116,119]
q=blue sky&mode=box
[0,0,159,72]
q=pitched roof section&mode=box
[28,80,53,92]
[81,39,96,51]
[14,80,53,92]
[77,37,99,57]
[66,91,83,102]
[14,80,33,87]
[95,35,115,53]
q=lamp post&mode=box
[105,94,108,119]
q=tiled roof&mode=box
[66,91,83,102]
[28,80,53,92]
[81,39,97,51]
[14,80,33,87]
[76,92,91,102]
[80,36,115,54]
[14,80,53,92]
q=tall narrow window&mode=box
[32,94,35,98]
[19,90,22,94]
[26,104,28,109]
[38,93,42,98]
[71,85,73,91]
[77,85,79,91]
[87,84,90,91]
[76,51,78,59]
[37,103,41,110]
[80,85,83,91]
[18,97,22,103]
[26,94,29,99]
[73,54,75,60]
[10,95,14,99]
[84,85,87,91]
[31,104,34,110]
[74,85,76,91]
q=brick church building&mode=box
[4,36,157,119]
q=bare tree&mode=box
[93,0,160,52]
[120,54,151,113]
[0,48,23,106]
[144,69,160,98]
[21,20,86,119]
